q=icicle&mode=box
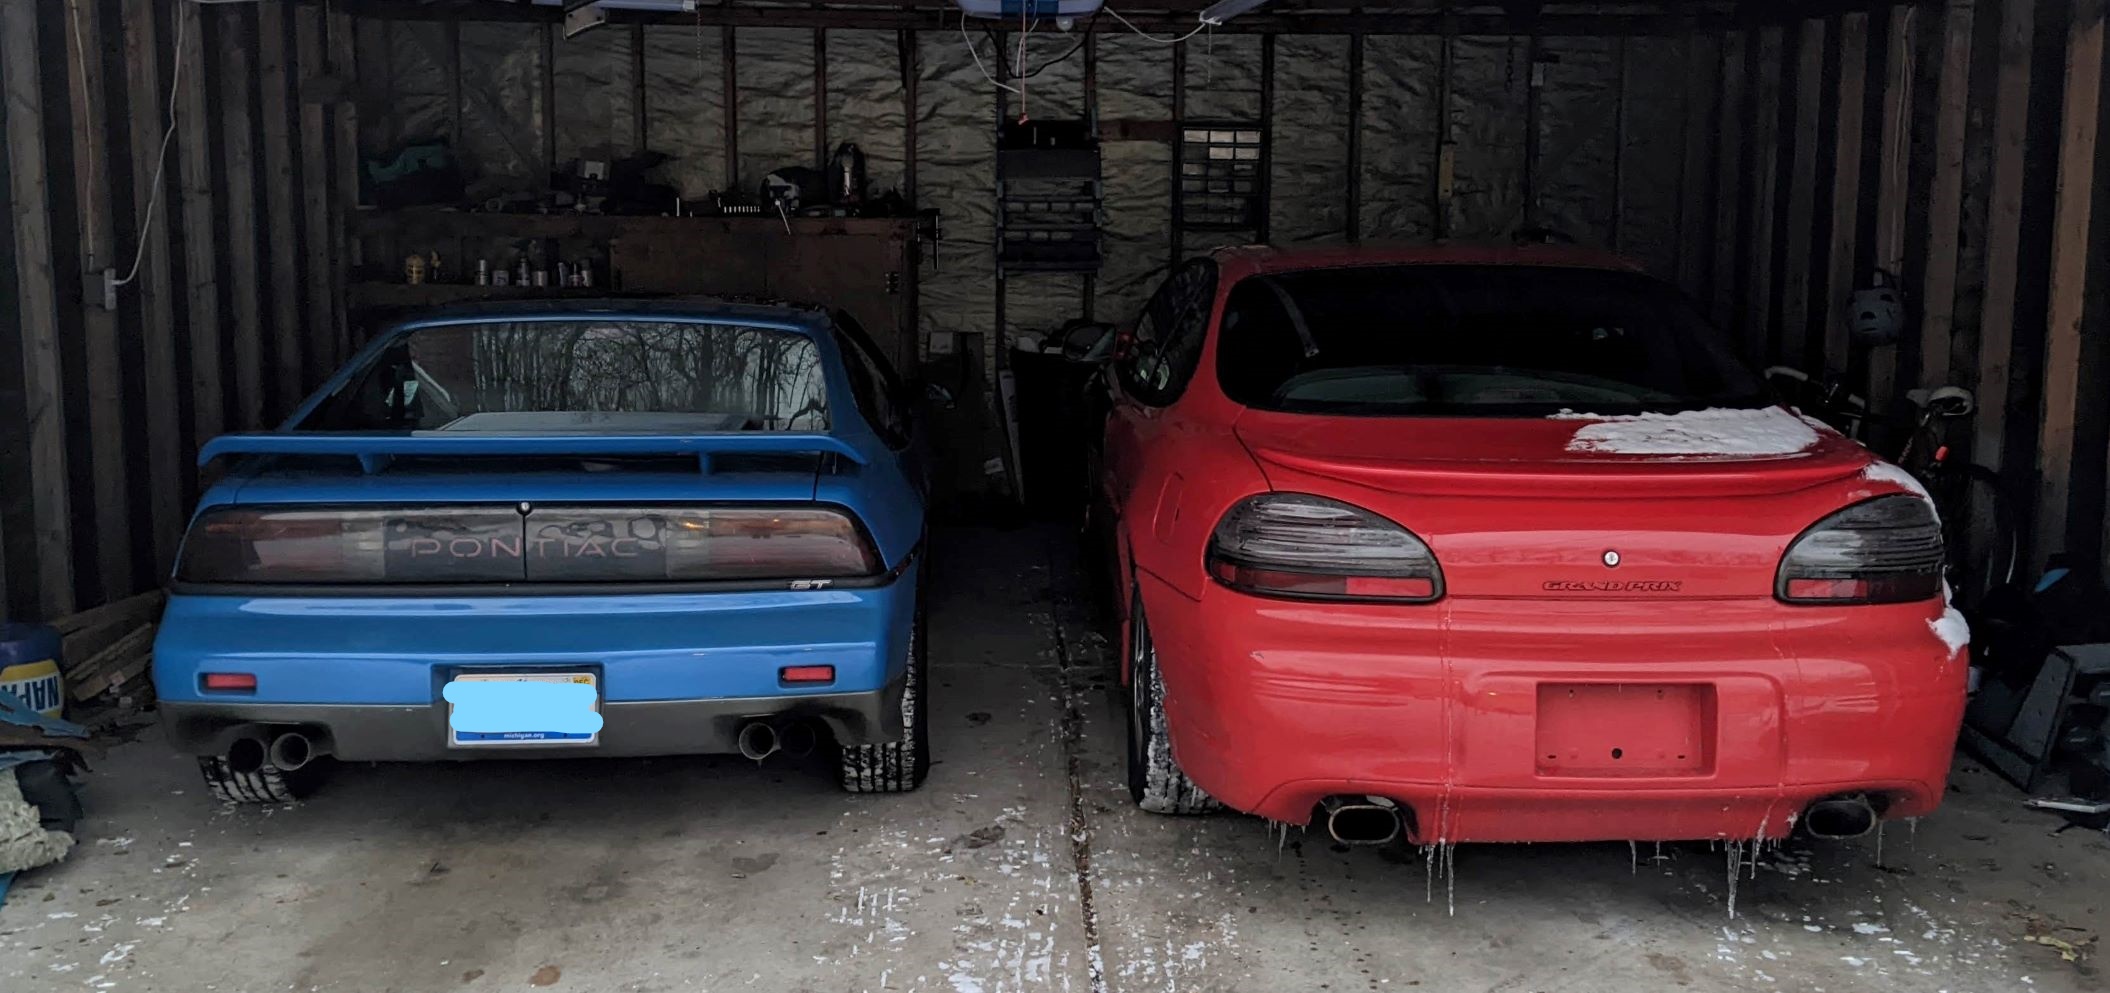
[1423,843,1436,903]
[1725,840,1743,919]
[1874,820,1885,868]
[1443,843,1457,917]
[1629,840,1638,875]
[1751,819,1767,882]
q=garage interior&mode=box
[3,0,2110,990]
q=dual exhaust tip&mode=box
[736,719,819,763]
[226,729,320,775]
[1315,792,1881,847]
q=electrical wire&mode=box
[961,16,1023,96]
[1105,7,1210,44]
[112,0,190,289]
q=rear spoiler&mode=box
[197,432,867,474]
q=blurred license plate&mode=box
[445,672,601,747]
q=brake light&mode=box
[1205,494,1443,603]
[201,672,257,692]
[175,505,881,585]
[779,665,836,684]
[1776,495,1944,604]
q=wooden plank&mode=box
[1709,32,1747,327]
[120,0,185,576]
[630,23,646,151]
[257,1,304,415]
[174,0,224,448]
[59,0,134,599]
[1741,27,1784,361]
[1258,32,1274,245]
[1822,11,1870,370]
[295,6,335,379]
[539,22,555,177]
[813,28,827,167]
[1972,0,2036,473]
[1345,33,1361,243]
[722,26,737,190]
[1,0,77,617]
[1867,3,1919,411]
[445,20,461,151]
[1171,39,1186,262]
[898,28,915,207]
[215,5,265,430]
[330,6,359,356]
[1777,18,1826,365]
[52,588,162,636]
[1676,34,1720,299]
[1917,0,1976,389]
[2035,0,2105,566]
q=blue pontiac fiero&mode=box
[152,300,930,802]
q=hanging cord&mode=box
[962,15,1023,96]
[112,0,191,290]
[66,0,96,267]
[1105,7,1211,44]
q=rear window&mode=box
[1215,265,1767,417]
[313,320,829,432]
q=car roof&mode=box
[384,296,834,333]
[1207,242,1646,277]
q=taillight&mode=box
[175,505,881,585]
[1776,495,1944,604]
[1205,494,1443,603]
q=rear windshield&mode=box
[1215,265,1767,416]
[312,320,829,432]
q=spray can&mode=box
[475,258,490,286]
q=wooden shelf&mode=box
[350,207,921,242]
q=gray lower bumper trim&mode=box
[160,681,903,761]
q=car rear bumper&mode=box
[159,684,901,760]
[152,567,917,760]
[1137,572,1968,843]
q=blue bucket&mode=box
[0,623,65,718]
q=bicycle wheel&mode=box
[1926,461,2019,611]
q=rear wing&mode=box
[197,432,868,475]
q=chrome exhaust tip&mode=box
[1803,794,1878,839]
[267,731,315,772]
[1322,795,1404,846]
[225,734,269,775]
[777,720,819,758]
[736,721,779,762]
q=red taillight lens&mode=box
[1205,494,1443,603]
[176,505,881,585]
[1777,495,1944,604]
[779,665,836,684]
[201,672,257,691]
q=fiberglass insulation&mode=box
[1360,35,1442,240]
[552,27,640,165]
[826,31,908,201]
[1092,35,1174,327]
[915,31,997,350]
[737,28,817,192]
[1268,35,1350,244]
[641,25,727,197]
[456,23,547,194]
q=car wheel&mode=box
[196,754,323,805]
[1125,587,1218,815]
[838,604,932,794]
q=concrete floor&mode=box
[2,527,2104,993]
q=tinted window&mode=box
[1215,265,1766,416]
[1117,260,1218,407]
[314,321,829,432]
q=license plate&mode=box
[444,671,602,747]
[1534,683,1711,776]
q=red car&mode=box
[1097,245,1968,846]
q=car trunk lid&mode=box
[1234,407,1881,600]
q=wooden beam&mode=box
[330,5,359,356]
[174,0,224,449]
[1611,35,1629,253]
[120,0,184,575]
[2,0,77,616]
[539,22,555,178]
[630,23,646,152]
[445,20,462,151]
[1346,33,1362,244]
[1677,34,1720,299]
[1917,0,1976,389]
[214,5,263,431]
[1777,18,1826,365]
[257,0,304,415]
[1171,38,1186,263]
[1740,27,1784,361]
[1973,0,2036,474]
[2035,0,2106,566]
[1710,31,1747,327]
[59,0,133,599]
[1258,32,1274,244]
[814,28,827,168]
[722,26,737,191]
[1822,11,1870,368]
[295,5,334,378]
[1866,3,1920,413]
[899,28,915,208]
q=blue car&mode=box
[153,300,930,802]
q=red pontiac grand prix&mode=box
[1096,245,1968,847]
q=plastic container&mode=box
[0,622,65,718]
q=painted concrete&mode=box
[2,527,2103,993]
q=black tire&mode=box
[197,754,323,805]
[838,606,932,793]
[1125,587,1217,815]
